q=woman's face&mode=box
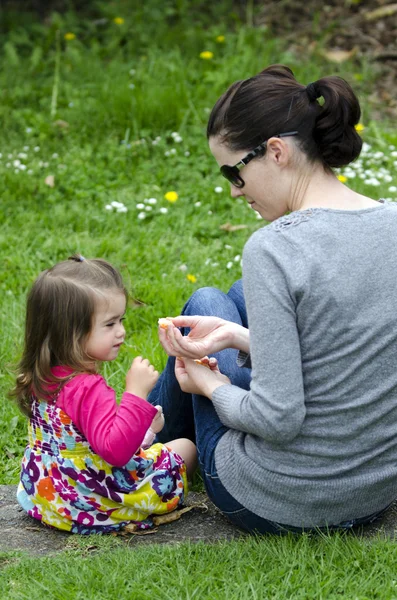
[209,135,291,222]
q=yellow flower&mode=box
[353,73,363,81]
[216,35,225,43]
[187,274,197,283]
[64,32,76,41]
[113,17,125,25]
[200,51,214,60]
[355,123,365,133]
[337,174,347,183]
[164,191,178,203]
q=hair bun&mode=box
[313,76,362,168]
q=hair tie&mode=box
[68,253,85,263]
[306,82,320,102]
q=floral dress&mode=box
[17,396,187,534]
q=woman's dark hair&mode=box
[10,254,127,416]
[207,64,362,169]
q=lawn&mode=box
[1,0,397,597]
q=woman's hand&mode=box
[174,356,231,399]
[125,356,159,400]
[158,316,247,359]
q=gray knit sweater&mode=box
[213,200,397,527]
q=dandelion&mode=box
[200,51,214,60]
[137,212,146,220]
[136,203,145,209]
[355,123,365,133]
[64,33,76,41]
[214,186,223,193]
[216,35,225,43]
[129,69,136,76]
[389,186,397,193]
[178,264,188,272]
[226,262,233,269]
[187,274,197,283]
[147,198,157,204]
[194,201,201,207]
[145,206,152,212]
[129,83,135,90]
[34,146,40,152]
[159,207,168,214]
[337,174,347,183]
[113,17,124,25]
[165,191,178,203]
[184,151,190,157]
[105,205,113,210]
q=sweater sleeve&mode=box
[212,228,306,444]
[56,374,158,466]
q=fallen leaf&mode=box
[123,523,139,533]
[220,222,248,232]
[364,4,397,21]
[24,526,41,531]
[322,47,357,63]
[45,175,55,187]
[153,512,181,526]
[128,528,159,536]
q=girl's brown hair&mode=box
[11,254,127,416]
[207,64,362,169]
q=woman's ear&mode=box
[266,137,291,166]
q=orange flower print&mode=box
[37,477,56,501]
[59,410,72,425]
[166,496,180,511]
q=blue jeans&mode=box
[148,281,388,534]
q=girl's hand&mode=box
[125,356,159,400]
[150,405,165,434]
[158,316,244,359]
[174,356,231,399]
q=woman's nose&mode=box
[230,184,244,198]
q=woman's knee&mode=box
[182,286,228,317]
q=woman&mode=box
[149,64,397,533]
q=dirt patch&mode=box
[257,0,397,120]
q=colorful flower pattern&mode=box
[17,396,187,534]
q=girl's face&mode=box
[85,291,126,362]
[209,135,291,222]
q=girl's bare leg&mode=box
[167,438,197,479]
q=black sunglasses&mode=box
[220,131,299,189]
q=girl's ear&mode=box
[266,137,291,166]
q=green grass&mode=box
[1,0,397,596]
[2,533,397,599]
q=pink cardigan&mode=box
[53,367,157,467]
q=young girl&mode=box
[12,254,196,534]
